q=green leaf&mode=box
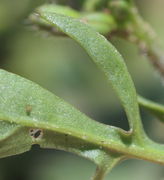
[80,12,116,34]
[30,4,116,35]
[0,69,123,178]
[0,121,31,158]
[38,4,80,18]
[37,10,145,142]
[138,96,164,123]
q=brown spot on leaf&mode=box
[26,105,32,116]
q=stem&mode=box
[125,141,164,165]
[91,154,123,180]
[92,167,107,180]
[138,95,164,122]
[130,8,164,78]
[146,46,164,77]
[39,120,164,165]
[1,113,164,165]
[112,6,164,78]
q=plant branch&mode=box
[110,6,164,78]
[91,153,123,180]
[92,167,107,180]
[138,96,164,122]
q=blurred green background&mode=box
[0,0,164,179]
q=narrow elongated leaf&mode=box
[38,10,145,140]
[30,4,116,35]
[38,4,80,18]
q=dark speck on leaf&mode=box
[34,130,42,138]
[29,129,43,139]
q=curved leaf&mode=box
[30,4,116,35]
[38,4,80,18]
[37,10,145,141]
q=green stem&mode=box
[91,156,123,180]
[38,118,164,165]
[138,96,164,122]
[92,167,108,180]
[1,113,164,165]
